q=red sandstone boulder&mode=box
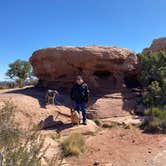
[30,46,140,91]
[143,37,166,53]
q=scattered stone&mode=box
[132,140,135,143]
[101,115,143,126]
[94,160,100,165]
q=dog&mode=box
[70,108,81,125]
[46,89,59,105]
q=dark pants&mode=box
[75,102,87,122]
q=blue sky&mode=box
[0,0,165,81]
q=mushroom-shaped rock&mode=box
[30,46,140,91]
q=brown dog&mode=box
[46,89,59,105]
[70,108,81,125]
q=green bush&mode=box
[138,51,166,132]
[142,107,166,132]
[0,86,5,90]
[144,81,162,106]
[143,117,161,132]
[62,133,85,157]
[138,51,166,107]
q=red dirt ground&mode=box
[0,87,166,166]
[67,128,166,166]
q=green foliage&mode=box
[138,51,166,132]
[62,133,85,157]
[144,81,162,106]
[6,60,32,88]
[0,100,61,165]
[0,86,5,90]
[142,107,166,132]
[145,107,166,121]
[138,51,166,107]
[138,51,166,86]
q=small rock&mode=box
[94,161,100,165]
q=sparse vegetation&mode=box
[0,81,16,89]
[141,107,166,132]
[62,133,85,157]
[138,51,166,132]
[94,118,103,127]
[102,122,117,128]
[94,118,120,129]
[123,123,132,129]
[0,100,61,165]
[51,132,61,140]
[0,86,4,90]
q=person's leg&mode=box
[75,102,81,114]
[81,103,87,124]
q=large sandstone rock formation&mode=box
[30,46,140,91]
[143,37,166,53]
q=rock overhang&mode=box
[30,46,141,90]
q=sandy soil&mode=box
[0,87,165,166]
[67,128,166,166]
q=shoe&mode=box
[82,121,87,125]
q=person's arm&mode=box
[83,84,90,102]
[70,85,75,100]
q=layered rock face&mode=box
[143,37,166,53]
[30,46,140,91]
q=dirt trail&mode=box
[149,138,166,166]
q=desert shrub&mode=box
[0,100,61,165]
[51,132,61,140]
[62,133,85,157]
[94,118,119,129]
[94,118,103,127]
[102,122,117,128]
[0,100,16,129]
[145,107,166,120]
[138,51,166,107]
[123,123,132,129]
[144,81,162,106]
[143,117,161,132]
[141,107,166,132]
[138,51,166,132]
[0,86,5,90]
